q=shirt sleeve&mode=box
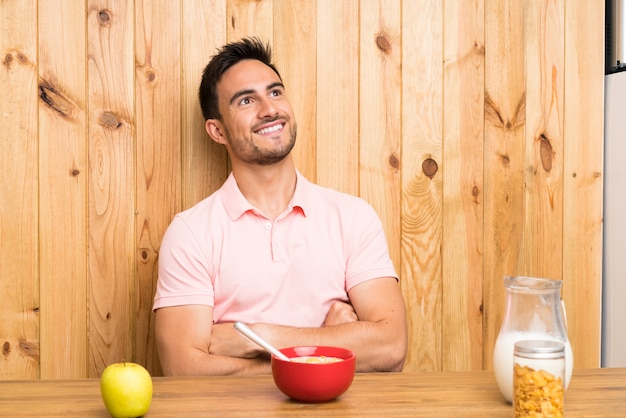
[152,215,215,311]
[344,200,398,290]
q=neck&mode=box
[231,157,297,220]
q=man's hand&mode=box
[323,300,359,327]
[208,322,266,359]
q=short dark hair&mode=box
[198,37,282,121]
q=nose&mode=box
[257,95,279,118]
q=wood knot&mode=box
[39,80,77,119]
[472,185,480,197]
[99,112,122,129]
[538,133,553,172]
[375,34,391,55]
[2,341,10,356]
[17,52,29,65]
[2,53,12,67]
[389,154,399,170]
[70,168,81,176]
[3,49,31,69]
[473,41,485,55]
[422,158,438,179]
[18,340,39,361]
[145,68,157,83]
[500,154,510,167]
[484,92,525,131]
[98,9,112,25]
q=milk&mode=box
[493,332,573,403]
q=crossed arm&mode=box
[154,276,407,376]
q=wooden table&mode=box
[0,368,624,417]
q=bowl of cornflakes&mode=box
[271,346,356,402]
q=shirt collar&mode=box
[219,170,309,221]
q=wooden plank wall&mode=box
[0,0,604,379]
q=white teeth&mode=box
[256,124,283,135]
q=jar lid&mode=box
[504,276,563,290]
[514,340,565,359]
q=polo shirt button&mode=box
[265,222,272,229]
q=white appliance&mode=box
[602,0,626,368]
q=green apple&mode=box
[100,362,153,418]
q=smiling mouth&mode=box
[255,122,284,135]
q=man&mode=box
[153,37,407,376]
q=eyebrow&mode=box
[228,82,285,106]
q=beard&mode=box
[225,121,297,166]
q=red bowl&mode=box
[271,346,356,403]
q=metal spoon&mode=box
[233,321,291,362]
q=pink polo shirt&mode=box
[153,170,397,327]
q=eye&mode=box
[269,88,283,98]
[238,97,253,106]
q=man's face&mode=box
[208,59,297,165]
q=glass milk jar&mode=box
[493,276,573,403]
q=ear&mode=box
[205,119,227,145]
